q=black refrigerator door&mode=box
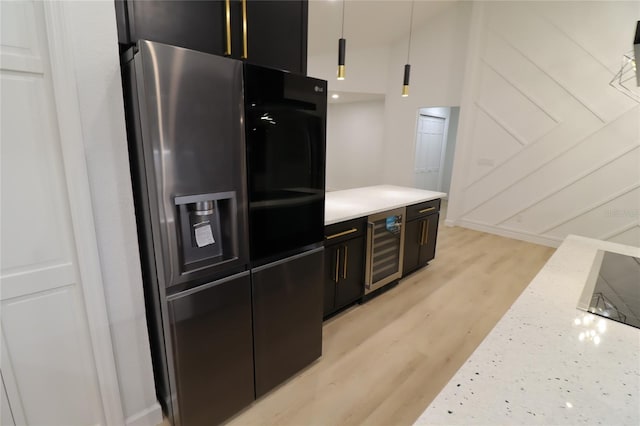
[167,272,254,426]
[252,247,324,397]
[244,64,327,264]
[129,41,249,289]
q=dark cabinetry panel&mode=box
[323,245,338,315]
[336,237,365,306]
[167,273,254,426]
[121,0,227,56]
[323,218,366,317]
[116,0,308,74]
[402,200,441,276]
[245,0,307,73]
[252,248,323,397]
[402,219,421,275]
[419,213,439,265]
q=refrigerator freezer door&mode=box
[167,271,254,426]
[131,40,249,288]
[251,247,324,397]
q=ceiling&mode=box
[308,0,458,55]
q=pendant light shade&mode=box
[402,1,415,97]
[402,64,411,97]
[338,37,346,80]
[337,0,346,80]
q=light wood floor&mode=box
[162,206,556,426]
[222,210,555,426]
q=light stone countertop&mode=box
[324,185,446,226]
[415,235,640,425]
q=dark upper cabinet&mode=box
[244,0,308,74]
[117,1,227,56]
[115,0,308,74]
[402,200,441,276]
[323,218,366,318]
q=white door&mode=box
[1,1,120,424]
[414,115,446,191]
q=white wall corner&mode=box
[444,218,457,227]
[125,402,164,426]
[42,1,125,424]
[446,0,485,224]
[456,219,562,248]
[61,0,160,421]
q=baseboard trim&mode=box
[453,219,562,248]
[125,403,164,426]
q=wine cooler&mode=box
[364,207,406,295]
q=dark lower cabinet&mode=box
[167,272,254,426]
[116,0,308,74]
[402,199,441,276]
[251,248,323,397]
[323,218,366,317]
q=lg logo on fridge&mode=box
[314,86,324,93]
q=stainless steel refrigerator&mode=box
[122,40,254,426]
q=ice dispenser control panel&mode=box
[174,192,238,273]
[191,201,217,248]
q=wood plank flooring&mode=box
[222,209,555,426]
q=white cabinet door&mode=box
[0,1,119,424]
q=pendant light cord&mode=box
[407,0,414,63]
[341,0,346,38]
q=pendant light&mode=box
[337,0,346,80]
[402,0,415,97]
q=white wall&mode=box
[448,1,640,247]
[381,2,472,186]
[441,107,460,196]
[308,44,390,94]
[326,100,386,190]
[62,2,161,425]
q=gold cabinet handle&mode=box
[334,247,340,283]
[224,0,232,56]
[425,218,430,246]
[419,220,426,246]
[241,0,248,59]
[419,207,436,214]
[326,228,358,240]
[342,245,348,279]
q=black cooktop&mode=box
[578,251,640,330]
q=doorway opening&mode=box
[413,106,460,196]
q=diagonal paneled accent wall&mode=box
[449,1,640,247]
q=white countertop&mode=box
[324,185,446,226]
[415,235,640,425]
